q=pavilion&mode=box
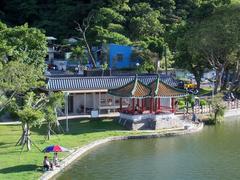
[108,75,187,130]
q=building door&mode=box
[68,95,74,113]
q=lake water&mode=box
[56,118,240,180]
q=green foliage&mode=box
[178,99,185,109]
[17,107,44,127]
[0,22,47,112]
[0,61,43,93]
[184,94,195,113]
[91,3,131,45]
[44,92,64,124]
[184,5,240,91]
[200,99,207,107]
[15,92,46,124]
[174,34,207,89]
[129,2,164,40]
[210,94,226,123]
[70,46,88,65]
[94,26,131,45]
[0,23,47,71]
[102,63,108,70]
[131,48,157,73]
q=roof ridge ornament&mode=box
[131,74,138,96]
[154,74,160,96]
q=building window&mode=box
[116,54,123,62]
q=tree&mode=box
[174,37,208,89]
[75,13,97,68]
[0,22,47,112]
[129,2,164,41]
[0,23,47,71]
[70,45,88,65]
[0,61,44,112]
[90,2,131,45]
[184,94,195,114]
[131,48,157,73]
[16,92,46,151]
[210,94,226,124]
[44,92,64,140]
[186,5,240,93]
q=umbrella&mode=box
[43,145,69,153]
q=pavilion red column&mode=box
[158,98,161,111]
[142,99,144,112]
[120,98,122,111]
[171,97,175,113]
[132,98,135,113]
[154,98,157,113]
[150,98,153,113]
[137,99,139,107]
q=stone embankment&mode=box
[40,122,203,180]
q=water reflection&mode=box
[56,118,240,180]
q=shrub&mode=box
[200,99,207,107]
[178,100,185,109]
[210,94,226,124]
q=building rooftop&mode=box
[46,74,177,91]
[108,75,151,98]
[149,76,186,97]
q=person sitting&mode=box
[53,152,60,167]
[43,156,53,171]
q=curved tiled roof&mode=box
[108,75,151,97]
[46,74,177,91]
[149,76,186,97]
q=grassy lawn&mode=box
[198,87,212,96]
[0,118,150,180]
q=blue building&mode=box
[108,44,137,69]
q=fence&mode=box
[177,99,240,115]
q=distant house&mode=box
[108,44,137,69]
[46,36,57,62]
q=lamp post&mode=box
[136,62,140,73]
[64,92,69,132]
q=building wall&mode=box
[73,93,96,113]
[69,92,172,115]
[71,92,120,114]
[109,43,134,69]
[160,98,171,107]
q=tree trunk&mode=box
[16,123,27,146]
[17,123,31,151]
[192,68,202,90]
[221,68,229,91]
[47,122,51,140]
[196,79,201,90]
[214,67,224,94]
[230,60,240,91]
[83,32,96,68]
[26,123,31,151]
